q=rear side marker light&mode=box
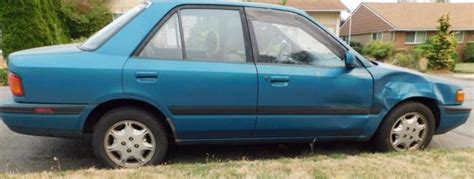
[8,72,24,97]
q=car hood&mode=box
[9,43,82,57]
[375,62,456,86]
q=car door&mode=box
[246,8,374,138]
[124,6,257,140]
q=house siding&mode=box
[107,0,143,13]
[393,31,474,60]
[340,5,393,36]
[308,12,341,36]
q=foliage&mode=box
[464,42,474,62]
[425,14,457,71]
[0,68,7,85]
[60,0,112,39]
[279,0,288,5]
[361,40,394,61]
[0,0,71,59]
[391,50,424,70]
[349,41,363,54]
[0,23,3,51]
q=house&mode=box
[340,3,474,57]
[249,0,348,36]
[106,0,144,19]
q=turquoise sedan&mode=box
[0,0,470,168]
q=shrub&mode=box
[391,50,423,70]
[0,0,70,59]
[426,14,457,71]
[349,41,363,54]
[362,40,394,61]
[60,0,112,39]
[0,68,7,85]
[464,42,474,62]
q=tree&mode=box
[60,0,112,39]
[426,14,457,71]
[280,0,288,5]
[0,0,70,59]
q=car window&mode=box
[246,8,345,67]
[80,3,148,51]
[140,13,183,59]
[180,9,247,63]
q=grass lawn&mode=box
[2,148,473,178]
[455,63,474,73]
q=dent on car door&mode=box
[246,8,374,138]
[124,6,258,140]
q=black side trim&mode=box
[170,107,383,115]
[170,107,256,115]
[0,104,85,115]
[259,107,379,115]
[444,106,472,114]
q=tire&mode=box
[92,107,168,168]
[374,102,435,152]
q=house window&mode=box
[372,32,383,41]
[405,31,427,44]
[454,31,464,43]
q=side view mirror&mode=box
[345,51,358,68]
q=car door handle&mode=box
[136,71,158,82]
[265,76,290,87]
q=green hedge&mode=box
[0,0,70,59]
[60,0,112,39]
[464,42,474,62]
[361,40,394,61]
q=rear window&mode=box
[79,2,149,51]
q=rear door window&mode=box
[138,8,248,63]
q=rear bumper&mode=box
[435,105,471,134]
[0,96,86,138]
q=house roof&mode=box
[252,0,348,12]
[363,3,474,31]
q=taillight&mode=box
[8,72,24,97]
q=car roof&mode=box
[147,0,307,15]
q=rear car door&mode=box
[246,8,374,138]
[124,6,257,140]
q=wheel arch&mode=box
[383,97,441,130]
[83,98,177,142]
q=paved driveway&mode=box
[0,75,473,173]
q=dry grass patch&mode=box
[1,148,473,178]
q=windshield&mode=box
[79,2,149,51]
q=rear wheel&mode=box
[92,107,168,168]
[374,102,435,152]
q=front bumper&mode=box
[435,105,471,134]
[0,94,86,138]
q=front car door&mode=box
[246,8,374,138]
[124,6,257,140]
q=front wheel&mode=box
[92,107,168,168]
[374,102,435,152]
